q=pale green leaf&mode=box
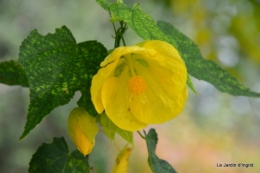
[97,113,134,145]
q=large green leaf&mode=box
[0,60,29,87]
[145,129,177,173]
[97,1,260,97]
[18,26,107,139]
[97,112,134,145]
[29,137,89,173]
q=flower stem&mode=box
[110,19,128,48]
[137,131,146,139]
[109,11,117,35]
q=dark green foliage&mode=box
[76,41,108,117]
[0,60,29,87]
[18,26,107,139]
[145,129,177,173]
[77,86,99,118]
[29,137,89,173]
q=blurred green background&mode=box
[0,0,260,172]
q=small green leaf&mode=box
[110,13,122,22]
[0,60,29,87]
[97,113,134,145]
[29,137,89,173]
[145,129,177,173]
[96,0,110,11]
[18,26,107,139]
[97,113,116,140]
[116,128,134,146]
[187,75,197,94]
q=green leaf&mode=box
[0,60,29,87]
[76,40,108,117]
[96,0,110,11]
[145,129,177,173]
[109,3,171,43]
[187,75,197,94]
[65,150,89,173]
[157,21,260,97]
[29,137,89,173]
[97,113,134,145]
[18,26,107,139]
[97,113,116,140]
[103,2,260,97]
[77,86,99,118]
[116,128,134,146]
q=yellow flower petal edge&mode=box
[67,107,98,156]
[91,40,188,131]
[112,145,132,173]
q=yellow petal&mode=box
[138,40,187,95]
[128,41,188,124]
[141,40,183,62]
[112,146,132,173]
[75,126,95,156]
[91,54,120,114]
[101,67,147,131]
[130,86,188,124]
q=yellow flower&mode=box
[67,107,98,156]
[91,40,188,131]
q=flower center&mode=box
[128,76,146,95]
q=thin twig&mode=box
[109,11,118,48]
[137,131,146,139]
[143,129,147,136]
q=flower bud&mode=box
[67,107,98,156]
